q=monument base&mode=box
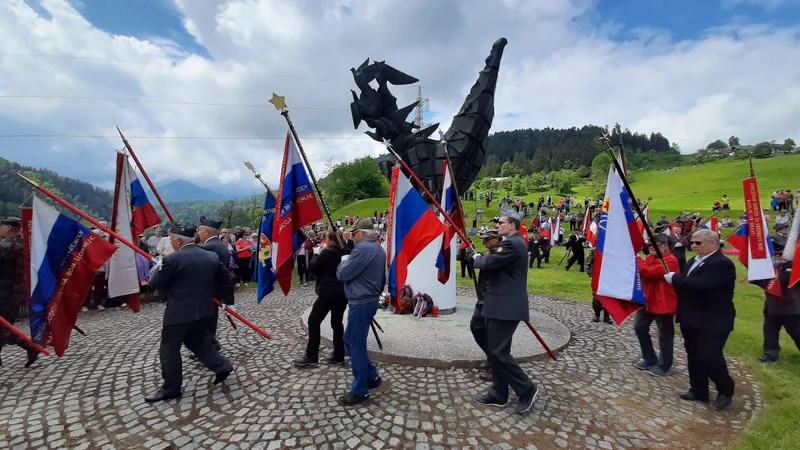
[301,295,571,368]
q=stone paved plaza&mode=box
[0,288,761,449]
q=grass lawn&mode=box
[456,244,799,450]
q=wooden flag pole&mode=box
[14,172,271,340]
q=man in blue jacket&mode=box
[336,218,386,406]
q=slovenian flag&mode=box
[435,159,463,284]
[29,196,117,356]
[591,161,646,326]
[255,189,277,303]
[388,165,446,298]
[582,207,598,247]
[550,214,561,247]
[272,131,323,295]
[126,161,161,238]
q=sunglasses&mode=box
[497,220,509,225]
[690,241,704,245]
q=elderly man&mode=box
[471,208,538,414]
[0,217,39,367]
[145,223,234,402]
[471,230,503,381]
[197,216,233,353]
[665,229,736,411]
[336,218,386,406]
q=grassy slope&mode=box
[332,154,800,449]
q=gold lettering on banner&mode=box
[47,234,96,324]
[743,178,766,257]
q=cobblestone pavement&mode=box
[0,287,760,449]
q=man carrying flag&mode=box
[0,216,39,367]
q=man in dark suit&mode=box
[470,231,503,381]
[471,208,538,414]
[197,216,232,351]
[564,234,586,272]
[759,260,800,362]
[145,224,234,403]
[664,229,736,411]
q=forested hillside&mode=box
[481,125,675,176]
[0,157,114,221]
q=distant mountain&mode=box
[154,179,226,202]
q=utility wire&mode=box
[0,95,349,111]
[0,134,372,140]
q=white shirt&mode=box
[687,249,718,275]
[156,236,175,256]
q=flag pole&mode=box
[115,125,174,222]
[721,224,744,242]
[0,316,50,356]
[667,211,721,252]
[14,172,271,340]
[267,96,384,340]
[600,133,669,272]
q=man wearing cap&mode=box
[197,216,233,351]
[336,218,386,406]
[145,223,234,402]
[0,217,40,367]
[470,230,502,381]
[470,208,538,414]
[655,216,670,233]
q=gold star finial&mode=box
[269,93,287,111]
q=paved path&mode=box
[0,288,761,449]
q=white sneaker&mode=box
[121,303,128,308]
[81,306,88,312]
[97,305,105,311]
[236,283,241,288]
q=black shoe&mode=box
[603,316,613,324]
[213,367,233,385]
[368,376,383,390]
[293,355,319,368]
[757,355,778,363]
[25,348,39,368]
[515,386,538,414]
[474,394,506,407]
[324,356,345,366]
[634,360,654,371]
[712,394,733,411]
[338,391,369,406]
[144,390,181,403]
[679,392,708,402]
[592,316,600,323]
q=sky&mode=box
[1,0,800,197]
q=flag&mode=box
[435,159,464,284]
[701,217,720,234]
[255,190,277,303]
[29,196,117,356]
[582,207,599,247]
[273,131,323,295]
[540,217,552,243]
[107,154,143,311]
[550,215,561,247]
[728,213,781,296]
[636,205,649,241]
[125,159,161,238]
[388,165,446,298]
[591,162,646,326]
[520,220,529,245]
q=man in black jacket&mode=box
[196,216,231,351]
[471,208,538,414]
[564,234,586,272]
[665,229,736,411]
[527,232,540,269]
[759,261,800,362]
[667,225,687,272]
[470,231,502,381]
[295,229,349,368]
[145,224,234,403]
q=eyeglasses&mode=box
[690,241,704,245]
[497,221,509,225]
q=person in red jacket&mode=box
[633,233,680,377]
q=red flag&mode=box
[272,132,323,295]
[520,220,528,245]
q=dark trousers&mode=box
[306,295,348,360]
[83,272,106,308]
[565,253,584,272]
[344,301,379,397]
[485,318,536,402]
[297,256,308,282]
[681,326,735,400]
[677,257,686,273]
[542,251,550,264]
[633,310,675,371]
[160,319,233,395]
[763,314,800,359]
[529,253,540,269]
[461,259,472,278]
[202,309,221,351]
[470,304,489,357]
[592,296,609,320]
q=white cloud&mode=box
[0,0,799,195]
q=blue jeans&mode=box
[344,301,379,397]
[633,310,675,371]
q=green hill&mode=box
[330,198,390,220]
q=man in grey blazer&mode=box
[145,223,234,403]
[471,208,538,414]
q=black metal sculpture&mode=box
[349,38,507,200]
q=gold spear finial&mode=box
[268,93,287,112]
[14,171,40,187]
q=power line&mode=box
[0,52,461,95]
[0,134,372,140]
[0,95,349,111]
